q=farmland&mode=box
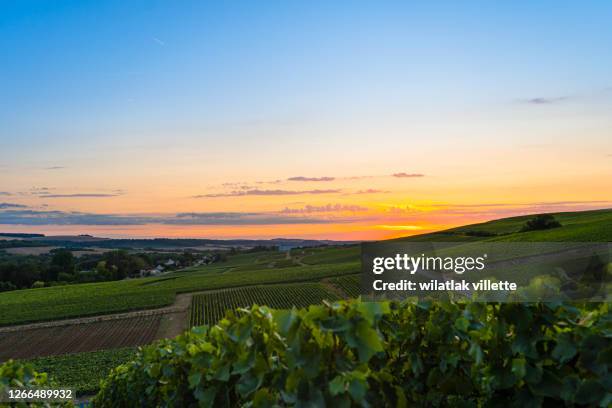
[0,209,610,398]
[0,284,175,326]
[0,314,161,360]
[325,274,361,298]
[189,282,342,326]
[28,348,137,396]
[1,209,610,328]
[0,257,358,326]
[401,208,612,243]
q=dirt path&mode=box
[154,293,191,339]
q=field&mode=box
[189,282,342,326]
[0,284,175,326]
[1,208,610,397]
[4,210,609,327]
[1,209,610,328]
[298,245,360,265]
[28,348,137,396]
[0,257,358,326]
[0,314,161,360]
[401,208,612,242]
[324,274,361,298]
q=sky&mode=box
[0,1,611,240]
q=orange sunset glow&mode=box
[1,2,611,241]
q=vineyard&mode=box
[0,259,358,326]
[29,348,137,396]
[299,245,360,265]
[0,209,610,404]
[189,283,341,326]
[326,274,361,297]
[0,315,161,360]
[93,300,612,407]
[0,283,175,326]
[4,209,608,327]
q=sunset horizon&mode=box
[2,1,611,241]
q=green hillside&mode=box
[395,208,612,243]
[1,208,609,327]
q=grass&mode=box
[402,208,612,242]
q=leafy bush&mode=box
[0,360,72,407]
[93,300,611,407]
[520,215,562,232]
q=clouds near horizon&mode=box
[38,193,121,198]
[0,209,338,226]
[281,204,368,214]
[194,189,342,198]
[0,203,27,209]
[520,96,569,105]
[287,176,335,182]
[392,172,425,178]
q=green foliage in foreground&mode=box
[92,300,611,407]
[0,360,71,407]
[27,348,137,396]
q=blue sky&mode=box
[0,1,611,239]
[2,1,611,145]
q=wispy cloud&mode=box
[392,172,425,178]
[520,96,568,105]
[152,37,165,46]
[38,193,120,198]
[287,176,335,182]
[256,179,283,185]
[430,200,611,209]
[343,175,376,180]
[44,166,65,170]
[421,200,612,219]
[0,210,337,226]
[0,203,27,209]
[281,204,368,214]
[351,189,390,194]
[0,192,11,196]
[170,212,331,225]
[194,189,341,198]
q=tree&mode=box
[520,214,562,232]
[47,249,76,280]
